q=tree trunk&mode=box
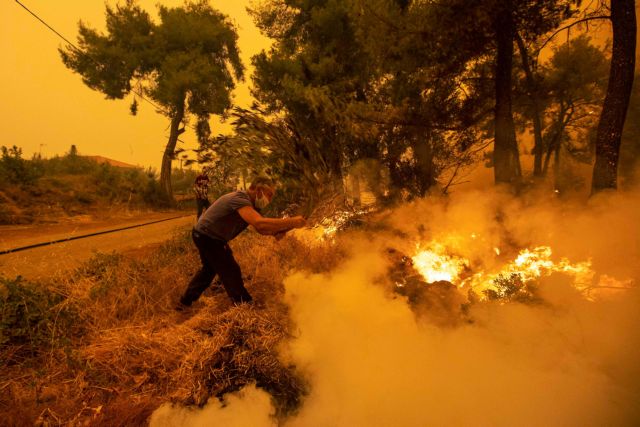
[493,1,522,186]
[553,140,561,191]
[591,0,636,193]
[160,95,186,201]
[515,33,545,177]
[543,106,568,176]
[350,172,362,207]
[413,136,435,196]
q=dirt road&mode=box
[0,213,196,280]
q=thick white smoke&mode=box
[152,188,640,426]
[282,251,640,426]
[149,384,275,427]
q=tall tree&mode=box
[60,1,243,199]
[515,32,546,177]
[493,0,522,185]
[619,70,640,184]
[411,0,578,187]
[250,0,373,188]
[591,0,637,192]
[344,0,496,197]
[539,36,608,186]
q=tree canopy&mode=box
[60,0,244,199]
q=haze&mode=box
[2,0,270,169]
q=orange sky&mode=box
[2,2,634,170]
[2,1,271,169]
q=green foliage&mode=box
[0,145,44,186]
[0,276,78,356]
[77,252,123,300]
[170,167,199,194]
[483,273,542,304]
[544,36,608,103]
[513,35,610,185]
[152,2,244,116]
[142,176,172,206]
[44,155,97,176]
[23,146,116,177]
[77,252,123,279]
[60,1,245,198]
[244,0,587,201]
[0,145,176,224]
[250,0,373,182]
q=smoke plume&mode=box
[152,188,640,426]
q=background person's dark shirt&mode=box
[195,191,254,241]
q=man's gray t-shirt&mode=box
[195,191,253,241]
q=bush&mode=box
[0,145,186,217]
[0,276,78,358]
[171,168,199,195]
[0,146,43,186]
[43,152,98,176]
[483,273,543,304]
[143,178,172,206]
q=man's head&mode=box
[248,176,276,209]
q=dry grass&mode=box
[0,228,344,426]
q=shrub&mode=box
[45,153,97,175]
[171,168,199,195]
[0,146,43,186]
[484,273,543,304]
[0,276,78,358]
[143,178,172,206]
[77,252,124,299]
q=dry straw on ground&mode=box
[82,304,306,415]
[0,228,342,426]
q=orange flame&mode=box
[411,243,610,299]
[465,246,595,296]
[411,244,467,283]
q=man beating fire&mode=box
[177,176,306,309]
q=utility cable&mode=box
[14,0,238,160]
[13,0,198,147]
[14,0,165,113]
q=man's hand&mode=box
[238,208,307,236]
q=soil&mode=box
[0,211,196,280]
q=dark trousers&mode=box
[196,198,210,219]
[180,229,252,305]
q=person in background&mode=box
[177,176,306,308]
[194,170,211,218]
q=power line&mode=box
[14,0,204,150]
[14,0,77,48]
[15,0,167,113]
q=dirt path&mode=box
[0,213,196,280]
[0,211,193,251]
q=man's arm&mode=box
[237,206,306,235]
[273,227,294,240]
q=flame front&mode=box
[411,243,605,299]
[292,208,372,243]
[411,244,467,283]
